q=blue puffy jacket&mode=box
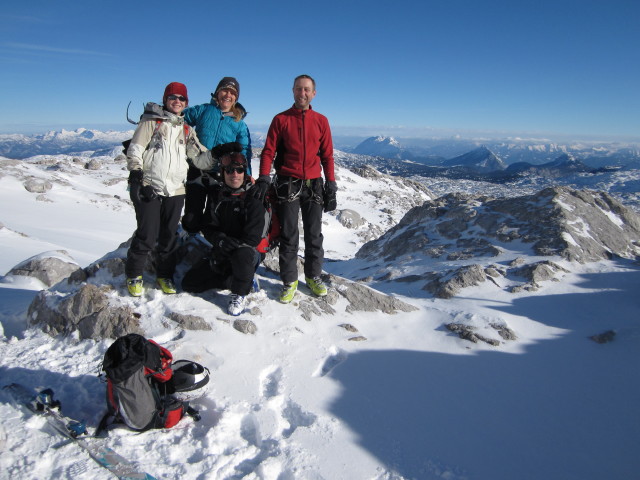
[184,100,252,175]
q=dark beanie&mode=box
[163,82,188,105]
[214,77,240,99]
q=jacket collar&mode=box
[140,102,184,125]
[289,104,314,116]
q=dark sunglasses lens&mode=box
[168,95,186,102]
[225,167,245,174]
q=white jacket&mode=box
[127,104,212,197]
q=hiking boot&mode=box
[228,294,246,316]
[279,280,298,304]
[156,278,177,294]
[126,276,144,297]
[306,276,328,297]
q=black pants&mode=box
[276,178,324,284]
[182,169,219,234]
[182,246,259,296]
[126,194,184,279]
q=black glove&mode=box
[140,185,158,202]
[211,142,243,159]
[216,233,241,255]
[128,170,143,205]
[251,175,271,200]
[323,180,337,212]
[129,169,143,185]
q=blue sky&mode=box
[1,0,638,141]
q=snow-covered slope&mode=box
[0,147,639,480]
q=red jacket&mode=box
[259,105,335,181]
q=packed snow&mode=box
[0,147,639,480]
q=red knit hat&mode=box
[163,82,188,105]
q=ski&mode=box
[2,383,157,480]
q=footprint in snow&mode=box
[281,400,317,439]
[260,366,283,399]
[315,347,347,377]
[240,412,262,447]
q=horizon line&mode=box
[1,123,639,145]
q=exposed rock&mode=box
[0,159,20,167]
[337,209,366,229]
[233,319,257,335]
[83,257,126,280]
[24,177,53,193]
[299,299,323,322]
[512,261,569,283]
[425,264,486,299]
[7,251,82,287]
[330,275,418,314]
[490,323,517,341]
[509,257,527,267]
[359,187,640,263]
[84,159,101,170]
[104,177,125,187]
[485,266,505,278]
[356,186,640,298]
[348,336,367,342]
[169,312,212,331]
[339,324,359,332]
[28,284,143,339]
[445,323,500,346]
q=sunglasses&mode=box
[224,166,245,174]
[167,94,187,102]
[220,152,246,166]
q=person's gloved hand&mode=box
[128,170,143,205]
[217,233,240,255]
[323,180,337,212]
[140,185,158,202]
[251,175,271,200]
[186,136,204,160]
[211,142,243,159]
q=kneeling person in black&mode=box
[182,150,266,316]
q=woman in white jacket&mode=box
[125,82,212,297]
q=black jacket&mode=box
[201,180,267,249]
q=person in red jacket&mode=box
[253,75,337,303]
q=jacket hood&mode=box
[140,102,184,125]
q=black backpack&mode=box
[98,334,202,433]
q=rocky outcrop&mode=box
[23,177,53,193]
[17,231,418,339]
[424,264,487,299]
[6,251,82,287]
[445,322,517,346]
[357,186,640,297]
[336,209,366,229]
[28,284,143,339]
[84,159,101,170]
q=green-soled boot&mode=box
[279,280,298,304]
[306,276,328,297]
[156,277,177,294]
[126,276,144,297]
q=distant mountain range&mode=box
[350,135,640,169]
[0,128,133,159]
[2,130,639,180]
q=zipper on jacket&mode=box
[301,110,306,180]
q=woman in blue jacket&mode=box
[182,77,252,236]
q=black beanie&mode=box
[214,77,240,99]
